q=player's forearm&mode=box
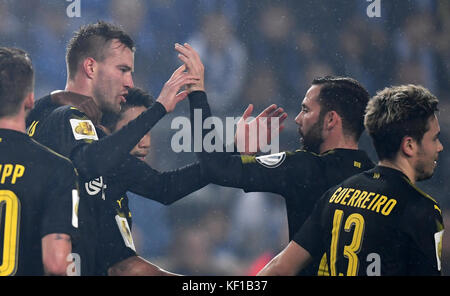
[72,102,166,179]
[42,233,72,276]
[129,161,209,205]
[188,91,247,188]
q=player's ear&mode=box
[82,57,96,79]
[24,92,34,112]
[324,110,339,130]
[400,136,416,157]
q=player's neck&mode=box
[319,134,358,154]
[378,158,416,184]
[65,78,95,103]
[0,115,26,133]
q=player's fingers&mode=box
[175,43,194,60]
[242,104,254,120]
[170,72,200,85]
[183,43,201,62]
[177,53,192,69]
[175,90,189,101]
[270,107,286,119]
[279,112,288,124]
[170,64,186,80]
[173,76,200,89]
[258,104,278,118]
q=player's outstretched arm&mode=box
[42,233,72,276]
[71,66,200,180]
[181,43,291,193]
[257,241,312,276]
[112,157,209,205]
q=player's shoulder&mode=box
[51,104,90,120]
[402,177,441,214]
[27,136,76,170]
[320,148,373,165]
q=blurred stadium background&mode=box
[1,0,449,275]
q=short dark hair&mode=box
[0,47,34,117]
[66,21,135,79]
[101,87,154,131]
[312,76,370,140]
[364,84,439,161]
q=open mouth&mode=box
[134,153,147,161]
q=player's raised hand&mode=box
[174,43,205,93]
[235,104,288,155]
[156,64,201,113]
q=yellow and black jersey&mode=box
[294,166,444,276]
[27,93,209,275]
[188,90,375,276]
[29,104,138,275]
[188,93,374,234]
[0,129,79,276]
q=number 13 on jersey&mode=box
[330,209,365,276]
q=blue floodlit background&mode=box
[1,0,449,275]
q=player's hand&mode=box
[156,64,201,113]
[174,43,205,93]
[235,104,288,155]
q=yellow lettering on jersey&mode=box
[371,195,388,213]
[11,165,25,184]
[329,187,343,203]
[361,193,377,209]
[333,188,348,204]
[339,188,355,206]
[329,187,398,216]
[0,164,26,184]
[353,191,368,208]
[346,190,361,207]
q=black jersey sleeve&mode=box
[34,102,166,180]
[188,91,322,195]
[110,156,209,205]
[40,156,79,238]
[71,102,166,180]
[292,189,332,258]
[400,198,443,275]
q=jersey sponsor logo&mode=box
[115,215,136,252]
[434,230,444,271]
[69,119,98,141]
[255,152,286,168]
[84,176,106,200]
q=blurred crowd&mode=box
[1,0,449,275]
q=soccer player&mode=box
[26,22,203,275]
[0,47,79,276]
[258,84,444,276]
[177,43,375,275]
[100,87,212,274]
